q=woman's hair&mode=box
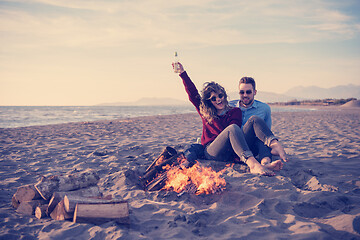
[200,81,229,123]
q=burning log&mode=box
[141,153,186,187]
[47,186,101,215]
[142,148,226,195]
[145,146,178,173]
[162,162,226,195]
[145,172,168,191]
[34,170,100,200]
[73,201,129,225]
[177,183,198,196]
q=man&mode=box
[230,77,283,171]
[230,77,271,129]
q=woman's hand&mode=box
[172,61,185,74]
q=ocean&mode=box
[0,105,315,128]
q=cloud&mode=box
[0,0,359,52]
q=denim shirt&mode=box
[229,99,272,129]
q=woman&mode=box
[174,62,287,176]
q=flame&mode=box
[161,160,226,195]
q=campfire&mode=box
[162,161,226,195]
[142,147,226,195]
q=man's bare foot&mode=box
[246,157,275,176]
[260,157,283,171]
[262,160,283,171]
[270,140,288,162]
[260,157,271,165]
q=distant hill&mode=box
[228,91,296,103]
[97,97,189,106]
[229,84,360,103]
[284,84,360,100]
[271,98,357,106]
[97,84,360,106]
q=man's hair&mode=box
[239,77,256,90]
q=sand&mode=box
[0,107,360,239]
[342,100,360,108]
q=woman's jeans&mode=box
[205,116,277,163]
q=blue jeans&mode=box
[184,143,204,163]
[205,116,277,163]
[243,116,274,160]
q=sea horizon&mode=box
[0,105,316,129]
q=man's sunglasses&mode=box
[239,90,253,95]
[209,93,224,102]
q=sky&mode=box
[1,0,360,106]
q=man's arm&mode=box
[264,104,272,129]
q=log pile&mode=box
[11,170,129,225]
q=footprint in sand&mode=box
[293,202,333,218]
[353,216,360,234]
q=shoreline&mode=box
[1,108,360,239]
[0,105,196,129]
[3,104,358,129]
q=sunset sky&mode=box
[1,0,359,106]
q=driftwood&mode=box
[50,200,72,221]
[34,170,100,200]
[16,200,47,216]
[73,202,129,225]
[64,195,118,213]
[13,185,42,203]
[35,205,48,219]
[47,186,101,215]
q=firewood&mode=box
[11,195,20,209]
[145,146,177,173]
[14,185,41,202]
[16,200,47,216]
[34,170,100,200]
[100,194,113,200]
[47,186,102,215]
[141,153,184,185]
[64,195,120,213]
[50,200,72,221]
[145,172,168,191]
[35,205,48,219]
[73,201,129,225]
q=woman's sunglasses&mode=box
[239,90,253,95]
[209,93,224,102]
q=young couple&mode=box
[173,62,288,176]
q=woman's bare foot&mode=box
[246,157,275,176]
[269,140,288,162]
[262,160,283,171]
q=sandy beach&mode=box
[1,107,360,239]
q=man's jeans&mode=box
[184,116,277,163]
